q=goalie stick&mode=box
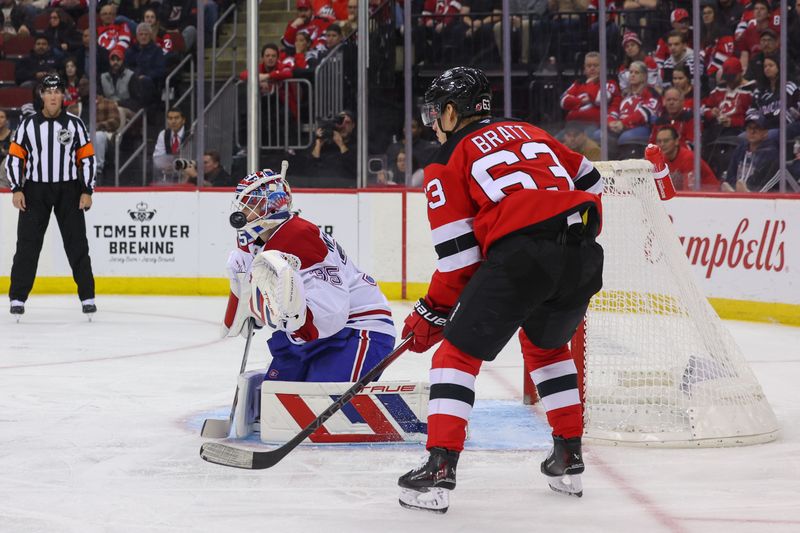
[201,318,256,438]
[199,335,413,470]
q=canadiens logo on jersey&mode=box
[57,128,73,146]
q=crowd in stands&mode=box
[1,0,230,184]
[543,0,800,192]
[3,0,800,192]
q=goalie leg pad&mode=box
[250,250,306,332]
[233,370,267,438]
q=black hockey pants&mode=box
[444,217,604,361]
[9,180,95,302]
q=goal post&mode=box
[523,160,779,447]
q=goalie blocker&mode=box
[233,370,429,444]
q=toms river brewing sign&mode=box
[91,199,192,269]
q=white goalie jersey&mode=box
[224,214,395,343]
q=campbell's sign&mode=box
[677,218,785,279]
[666,197,798,304]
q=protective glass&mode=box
[420,102,441,128]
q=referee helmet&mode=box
[40,73,66,92]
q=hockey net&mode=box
[524,160,779,447]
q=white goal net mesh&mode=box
[582,160,778,447]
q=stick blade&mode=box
[200,419,231,438]
[200,442,256,469]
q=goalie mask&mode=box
[230,169,293,242]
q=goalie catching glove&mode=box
[250,250,307,333]
[402,297,450,353]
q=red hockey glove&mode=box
[402,297,450,353]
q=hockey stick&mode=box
[199,334,413,470]
[201,318,256,438]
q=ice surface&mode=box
[1,296,798,532]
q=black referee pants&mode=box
[9,181,95,302]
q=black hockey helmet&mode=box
[40,73,65,92]
[421,67,492,128]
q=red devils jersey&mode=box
[422,118,603,309]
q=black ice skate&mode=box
[541,435,584,497]
[82,303,97,321]
[398,447,459,513]
[10,303,24,322]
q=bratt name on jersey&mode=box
[470,124,533,154]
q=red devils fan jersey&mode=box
[423,118,604,309]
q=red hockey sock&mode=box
[426,340,483,453]
[520,332,583,439]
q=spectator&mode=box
[618,31,659,92]
[281,0,333,56]
[717,0,744,36]
[157,0,219,50]
[654,126,719,191]
[415,0,462,64]
[492,0,549,65]
[563,122,601,161]
[701,2,735,83]
[659,29,697,88]
[701,56,753,141]
[671,64,696,109]
[125,22,166,106]
[744,28,779,83]
[100,48,137,111]
[74,27,109,76]
[725,115,779,192]
[97,3,131,57]
[49,0,86,23]
[605,60,660,147]
[748,55,800,143]
[0,109,12,188]
[67,77,120,184]
[451,0,501,64]
[0,0,35,37]
[291,30,313,72]
[62,55,83,107]
[650,87,696,147]
[153,107,187,176]
[16,33,63,88]
[546,0,590,67]
[339,0,357,39]
[736,0,780,74]
[142,7,180,67]
[310,109,356,183]
[182,150,233,187]
[560,51,621,136]
[653,8,693,77]
[384,117,439,182]
[45,7,80,53]
[789,0,800,78]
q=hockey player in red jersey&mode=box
[397,67,604,513]
[223,167,395,383]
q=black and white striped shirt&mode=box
[4,111,96,193]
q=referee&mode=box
[5,73,97,317]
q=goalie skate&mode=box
[398,447,458,514]
[541,436,584,498]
